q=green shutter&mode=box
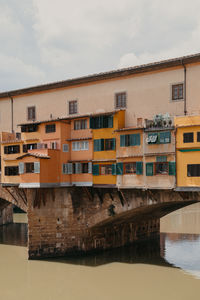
[146,163,154,176]
[90,117,94,129]
[130,134,135,146]
[94,139,100,151]
[100,116,104,128]
[169,162,176,175]
[101,139,105,151]
[112,138,116,150]
[136,162,143,175]
[116,162,123,175]
[120,135,125,147]
[108,116,113,128]
[93,164,99,176]
[135,134,140,145]
[112,164,116,175]
[130,134,141,146]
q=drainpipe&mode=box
[181,60,187,115]
[8,94,14,133]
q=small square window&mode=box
[183,132,193,143]
[45,124,56,133]
[172,84,183,100]
[197,132,200,142]
[27,106,36,120]
[115,92,126,108]
[69,100,78,115]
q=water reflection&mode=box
[1,212,200,280]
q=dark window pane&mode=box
[183,132,193,143]
[45,124,56,133]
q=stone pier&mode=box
[27,187,199,259]
[0,199,13,225]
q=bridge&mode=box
[0,185,198,259]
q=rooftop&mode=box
[1,53,200,99]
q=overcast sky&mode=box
[1,0,200,92]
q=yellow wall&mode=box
[93,162,116,185]
[177,150,200,187]
[175,116,200,187]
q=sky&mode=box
[1,0,200,92]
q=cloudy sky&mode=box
[1,0,200,92]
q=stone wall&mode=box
[0,201,13,225]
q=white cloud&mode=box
[1,0,200,90]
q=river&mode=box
[0,204,200,300]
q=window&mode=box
[146,162,175,176]
[183,132,193,143]
[45,124,56,133]
[120,134,140,147]
[21,124,38,132]
[90,115,113,129]
[124,163,136,174]
[172,84,183,100]
[187,164,200,177]
[94,139,115,151]
[82,163,88,173]
[115,92,126,108]
[25,163,34,173]
[105,139,116,150]
[23,143,37,153]
[100,165,112,175]
[4,145,20,154]
[72,141,89,151]
[63,144,69,152]
[155,162,168,175]
[5,166,19,176]
[197,132,200,142]
[74,119,87,130]
[27,106,36,120]
[69,100,78,114]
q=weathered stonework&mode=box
[27,187,199,259]
[0,200,13,225]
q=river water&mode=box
[0,205,200,300]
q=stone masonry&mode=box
[27,187,199,259]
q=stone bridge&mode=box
[0,186,27,225]
[26,187,199,259]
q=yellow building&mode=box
[175,115,200,190]
[92,110,125,187]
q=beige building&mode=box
[0,53,200,134]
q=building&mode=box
[175,115,200,191]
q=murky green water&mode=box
[0,206,200,300]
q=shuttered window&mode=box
[116,162,123,175]
[69,100,78,114]
[90,115,113,129]
[120,134,140,147]
[92,164,99,175]
[63,144,69,152]
[146,163,154,176]
[136,162,143,175]
[34,162,40,174]
[45,124,56,133]
[115,92,126,108]
[27,106,36,121]
[169,162,176,176]
[19,162,24,174]
[112,164,116,175]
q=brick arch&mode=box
[0,186,27,212]
[87,189,200,229]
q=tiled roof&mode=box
[1,53,200,99]
[16,153,50,160]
